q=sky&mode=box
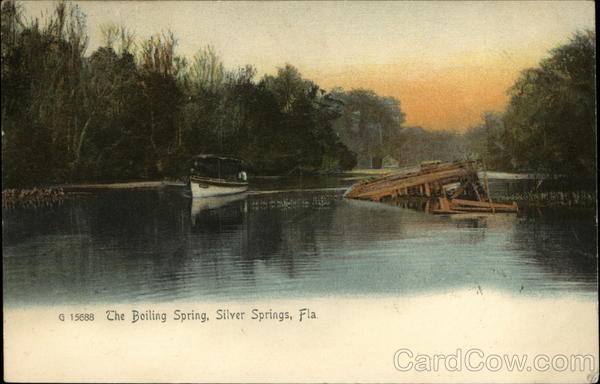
[21,1,596,132]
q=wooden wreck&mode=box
[344,160,517,214]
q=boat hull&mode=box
[190,178,248,198]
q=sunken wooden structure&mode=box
[344,160,517,214]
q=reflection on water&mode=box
[190,193,248,226]
[2,181,597,306]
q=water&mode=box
[3,177,597,306]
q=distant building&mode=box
[382,155,399,168]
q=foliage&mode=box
[7,2,590,187]
[466,31,596,178]
[504,30,596,177]
[397,127,468,165]
[330,88,405,168]
[2,1,88,185]
[1,1,358,187]
[464,112,513,169]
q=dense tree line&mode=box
[1,1,359,187]
[466,31,596,178]
[3,2,593,189]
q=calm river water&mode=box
[3,176,597,306]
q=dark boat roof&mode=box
[192,154,245,162]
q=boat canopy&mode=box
[192,154,246,162]
[191,154,247,180]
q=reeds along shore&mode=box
[2,187,67,209]
[494,190,597,208]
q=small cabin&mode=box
[382,155,400,168]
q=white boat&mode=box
[189,155,248,198]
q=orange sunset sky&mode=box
[23,1,596,132]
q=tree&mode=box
[503,30,596,177]
[464,112,513,170]
[330,88,405,168]
[1,2,357,187]
[137,31,186,176]
[1,1,88,186]
[396,126,468,166]
[246,65,318,173]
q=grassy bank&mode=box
[2,187,68,209]
[2,180,188,208]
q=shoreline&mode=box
[2,181,187,208]
[0,169,563,191]
[2,171,596,209]
[61,180,187,191]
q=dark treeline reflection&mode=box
[3,189,342,304]
[3,188,597,306]
[511,208,597,290]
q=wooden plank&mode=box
[450,182,468,199]
[471,182,483,201]
[345,161,476,198]
[448,206,498,212]
[435,205,517,213]
[431,209,462,214]
[349,168,474,199]
[342,160,517,216]
[451,199,517,211]
[439,197,450,211]
[450,206,518,213]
